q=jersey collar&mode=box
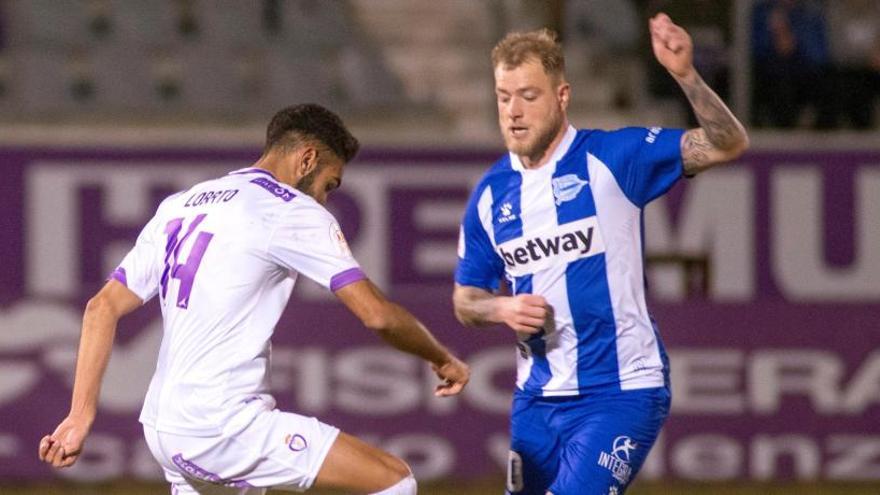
[228,167,279,180]
[509,125,577,173]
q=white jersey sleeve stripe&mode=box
[476,186,496,245]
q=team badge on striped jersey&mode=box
[551,174,589,205]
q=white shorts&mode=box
[143,403,340,494]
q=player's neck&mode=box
[519,120,570,170]
[253,154,293,187]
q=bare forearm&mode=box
[68,298,118,421]
[650,13,748,173]
[454,285,549,333]
[676,71,748,153]
[335,280,454,365]
[453,287,504,328]
[373,303,452,366]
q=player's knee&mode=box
[384,453,412,481]
[371,453,413,492]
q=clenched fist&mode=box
[498,294,551,334]
[650,13,695,79]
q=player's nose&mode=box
[509,100,524,118]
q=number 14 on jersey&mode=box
[161,214,214,309]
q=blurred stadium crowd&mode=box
[1,0,878,139]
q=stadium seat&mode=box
[175,44,265,117]
[277,0,352,52]
[4,0,95,47]
[91,44,160,114]
[265,46,339,111]
[196,0,267,49]
[107,0,179,47]
[16,49,97,117]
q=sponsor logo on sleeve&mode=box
[330,222,352,257]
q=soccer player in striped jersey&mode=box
[39,104,469,495]
[453,14,748,495]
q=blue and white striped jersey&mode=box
[456,125,684,396]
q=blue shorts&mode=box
[506,386,670,495]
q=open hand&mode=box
[650,13,694,79]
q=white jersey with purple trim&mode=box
[112,167,365,436]
[456,126,684,397]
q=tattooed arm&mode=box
[453,284,549,334]
[650,13,749,175]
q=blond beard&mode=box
[504,109,565,164]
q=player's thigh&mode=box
[312,431,411,493]
[148,409,342,492]
[146,425,264,494]
[550,388,670,495]
[508,394,561,495]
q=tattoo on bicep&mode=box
[682,129,714,174]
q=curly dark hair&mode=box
[263,104,360,162]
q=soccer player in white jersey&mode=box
[453,14,749,494]
[38,104,469,495]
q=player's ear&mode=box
[299,147,319,176]
[558,80,570,111]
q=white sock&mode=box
[369,474,417,495]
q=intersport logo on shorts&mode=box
[496,217,605,277]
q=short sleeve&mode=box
[111,214,163,303]
[591,127,685,207]
[268,201,365,291]
[455,186,504,291]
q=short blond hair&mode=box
[491,28,565,78]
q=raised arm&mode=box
[38,279,142,468]
[650,13,749,175]
[335,279,470,396]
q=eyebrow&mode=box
[495,86,541,95]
